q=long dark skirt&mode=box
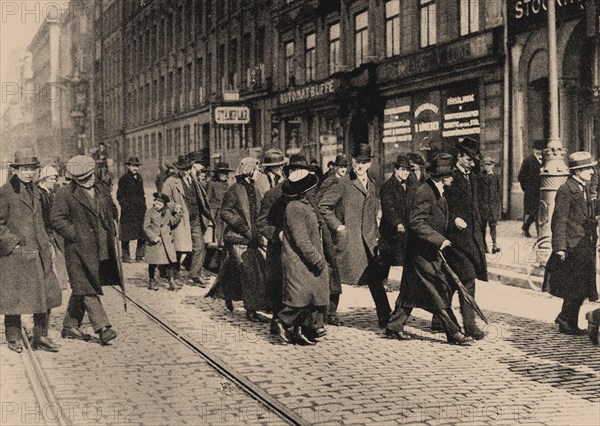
[207,243,272,312]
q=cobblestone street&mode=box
[2,259,598,425]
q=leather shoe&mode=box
[99,327,117,345]
[385,329,412,340]
[464,325,486,340]
[586,312,599,345]
[246,310,262,322]
[327,316,343,326]
[61,327,91,341]
[378,316,390,329]
[7,340,23,353]
[303,327,326,341]
[272,319,291,344]
[555,317,587,336]
[225,300,234,312]
[522,228,532,238]
[292,326,316,346]
[190,276,210,287]
[447,332,473,346]
[32,336,59,352]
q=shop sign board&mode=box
[383,97,413,145]
[508,0,587,37]
[413,91,442,152]
[278,79,337,105]
[442,86,480,139]
[215,106,250,124]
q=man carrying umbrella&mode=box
[385,154,472,345]
[51,155,121,345]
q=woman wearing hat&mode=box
[207,157,271,322]
[0,155,62,352]
[273,169,329,345]
[544,151,598,336]
[206,162,234,244]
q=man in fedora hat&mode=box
[52,155,120,345]
[385,154,471,345]
[162,154,213,286]
[255,148,288,197]
[544,151,598,336]
[0,155,62,353]
[438,136,488,340]
[518,139,544,238]
[117,157,146,263]
[320,144,392,328]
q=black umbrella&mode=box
[438,250,488,324]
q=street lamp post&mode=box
[536,0,570,264]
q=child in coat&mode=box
[143,193,183,290]
[476,156,502,254]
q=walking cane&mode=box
[114,220,128,315]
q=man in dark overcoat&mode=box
[442,137,488,340]
[52,155,121,345]
[385,154,471,345]
[117,157,146,263]
[543,151,598,335]
[379,154,411,267]
[319,144,391,327]
[0,156,62,353]
[317,154,350,203]
[518,139,544,237]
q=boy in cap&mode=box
[476,156,502,254]
[143,193,183,291]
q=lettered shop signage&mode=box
[383,98,412,144]
[508,0,586,37]
[278,79,337,105]
[215,106,250,124]
[442,86,480,140]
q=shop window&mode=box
[206,52,212,94]
[144,135,150,159]
[419,0,436,48]
[305,33,316,82]
[385,0,400,58]
[218,44,226,92]
[166,129,173,156]
[229,39,238,89]
[242,33,252,89]
[195,57,203,105]
[151,133,157,159]
[195,0,203,34]
[329,22,341,75]
[284,40,295,86]
[460,0,479,36]
[354,11,369,68]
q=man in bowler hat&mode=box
[117,156,146,263]
[319,144,391,327]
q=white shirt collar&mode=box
[433,179,445,196]
[572,175,587,187]
[456,164,470,175]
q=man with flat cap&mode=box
[0,155,62,353]
[544,151,598,336]
[437,137,488,340]
[51,155,120,345]
[117,156,146,263]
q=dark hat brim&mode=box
[283,163,315,173]
[125,161,142,166]
[282,174,319,197]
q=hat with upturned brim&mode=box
[426,153,455,177]
[9,155,40,168]
[263,148,288,167]
[282,169,319,197]
[353,144,373,161]
[568,151,597,170]
[66,155,96,180]
[456,137,481,158]
[334,154,351,167]
[214,162,234,172]
[173,155,191,170]
[153,192,170,204]
[393,154,411,169]
[283,153,316,174]
[125,156,142,166]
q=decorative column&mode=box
[536,0,570,263]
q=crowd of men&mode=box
[1,137,599,352]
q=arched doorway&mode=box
[347,112,369,154]
[525,50,549,150]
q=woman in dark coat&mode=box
[206,158,271,322]
[476,156,502,253]
[274,170,329,345]
[0,157,62,353]
[544,152,598,336]
[116,157,146,262]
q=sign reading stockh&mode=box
[507,0,587,37]
[215,106,250,124]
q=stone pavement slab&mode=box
[119,262,600,426]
